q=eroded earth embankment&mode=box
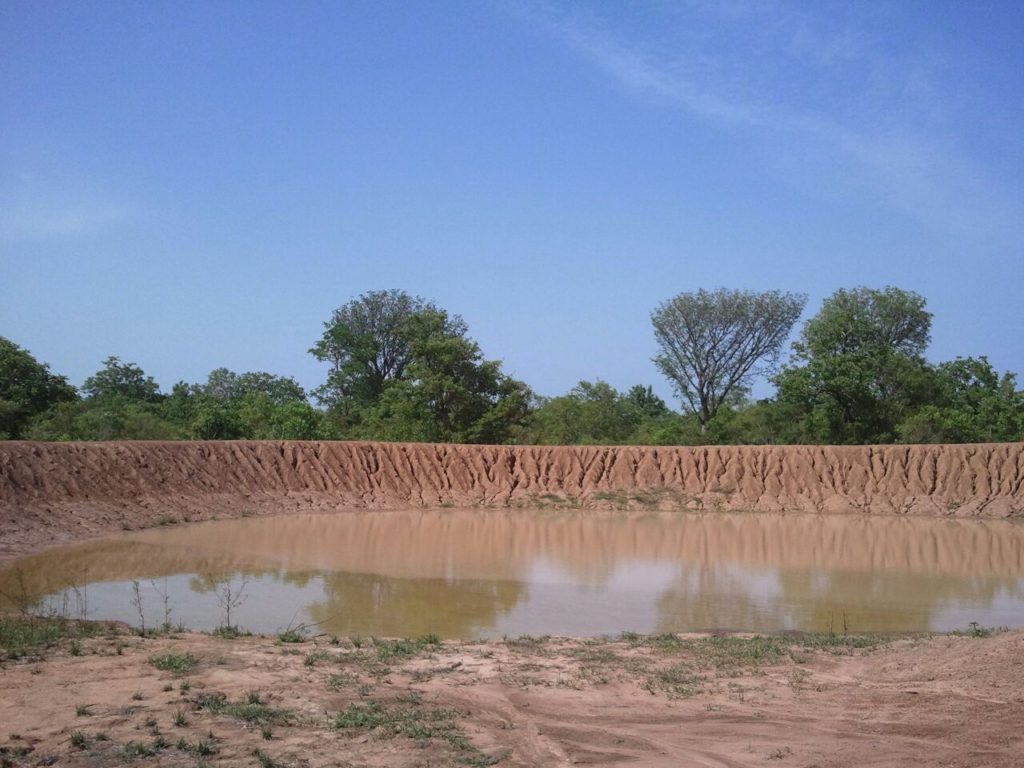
[1,440,1022,558]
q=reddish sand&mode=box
[2,440,1023,766]
[1,627,1022,767]
[1,440,1022,560]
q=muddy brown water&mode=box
[2,510,1023,638]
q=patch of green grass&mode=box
[951,622,999,638]
[198,693,291,726]
[647,664,703,697]
[0,616,103,660]
[327,671,359,690]
[122,740,156,759]
[374,634,441,662]
[149,651,198,674]
[211,625,250,639]
[175,733,219,757]
[331,700,495,763]
[75,704,93,717]
[253,748,282,768]
[503,634,550,649]
[69,731,89,750]
[173,709,188,727]
[277,628,306,644]
[304,649,332,667]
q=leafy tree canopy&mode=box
[82,356,162,403]
[310,289,438,412]
[775,286,934,443]
[0,337,78,438]
[198,368,306,405]
[652,288,807,429]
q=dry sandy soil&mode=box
[1,624,1023,768]
[2,441,1024,766]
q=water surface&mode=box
[2,510,1023,637]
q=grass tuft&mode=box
[149,651,198,674]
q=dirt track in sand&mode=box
[1,440,1022,559]
[2,626,1023,768]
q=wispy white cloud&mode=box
[0,173,132,240]
[508,0,1024,248]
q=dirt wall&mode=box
[1,440,1022,558]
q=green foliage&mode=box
[311,289,434,414]
[315,295,530,443]
[525,380,648,444]
[4,285,1022,447]
[0,616,103,660]
[652,288,807,428]
[148,651,198,674]
[0,337,78,438]
[82,356,162,403]
[775,287,937,443]
[897,357,1024,443]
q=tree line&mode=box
[2,286,1021,445]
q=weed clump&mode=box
[149,651,198,674]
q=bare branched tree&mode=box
[652,288,807,430]
[216,577,249,631]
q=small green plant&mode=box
[94,731,109,742]
[162,683,174,692]
[122,740,156,759]
[149,651,198,674]
[198,693,291,725]
[0,615,103,660]
[69,731,89,749]
[277,628,305,644]
[180,681,191,692]
[68,639,82,656]
[131,690,144,700]
[375,634,441,662]
[253,748,281,768]
[193,735,218,756]
[75,704,93,717]
[173,709,188,727]
[261,725,274,740]
[304,649,331,667]
[211,625,250,639]
[327,671,358,690]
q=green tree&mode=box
[199,368,306,404]
[652,288,807,431]
[0,337,78,438]
[897,357,1024,443]
[525,381,666,444]
[775,286,933,443]
[82,356,162,402]
[310,290,435,415]
[360,308,530,443]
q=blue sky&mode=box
[2,0,1022,405]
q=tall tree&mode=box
[0,337,78,438]
[310,290,438,414]
[82,356,162,402]
[775,286,933,443]
[363,307,530,443]
[652,288,807,430]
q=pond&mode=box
[2,510,1023,638]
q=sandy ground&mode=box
[3,441,1023,766]
[1,625,1023,768]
